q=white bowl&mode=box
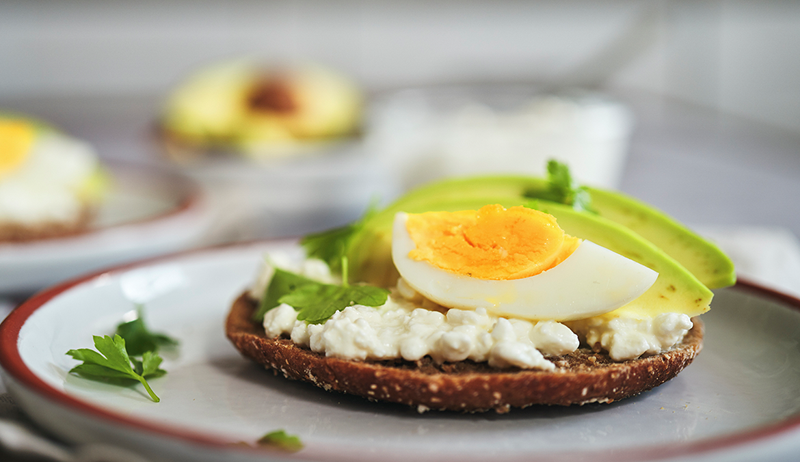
[367,85,634,190]
[168,141,400,240]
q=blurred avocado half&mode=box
[160,59,363,162]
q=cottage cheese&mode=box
[255,256,693,368]
[568,313,693,361]
[263,287,578,371]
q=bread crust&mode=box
[0,206,95,242]
[226,293,703,413]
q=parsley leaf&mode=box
[524,159,596,213]
[66,335,164,402]
[279,281,390,324]
[131,351,168,379]
[254,256,389,324]
[115,308,178,356]
[252,268,317,322]
[300,201,379,273]
[300,222,359,273]
[257,430,304,452]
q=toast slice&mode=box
[226,292,703,413]
[0,206,95,242]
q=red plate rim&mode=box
[1,244,800,462]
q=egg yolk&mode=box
[405,204,581,280]
[0,120,34,178]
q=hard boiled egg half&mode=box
[391,204,658,321]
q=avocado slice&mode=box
[586,188,735,289]
[370,175,734,289]
[345,196,713,320]
[76,165,111,204]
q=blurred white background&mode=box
[1,0,799,276]
[1,0,798,134]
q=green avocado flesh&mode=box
[346,196,714,320]
[77,166,111,204]
[371,175,735,289]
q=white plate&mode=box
[0,163,214,294]
[1,241,800,462]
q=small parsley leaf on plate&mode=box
[66,334,165,402]
[131,350,168,379]
[257,430,304,452]
[115,308,178,356]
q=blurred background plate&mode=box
[149,57,400,240]
[0,162,214,295]
[171,139,400,241]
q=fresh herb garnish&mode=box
[524,159,596,213]
[300,201,378,273]
[66,335,165,402]
[300,222,359,273]
[257,257,389,324]
[252,268,317,322]
[115,308,178,356]
[278,281,389,324]
[256,430,304,452]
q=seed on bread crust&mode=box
[226,292,703,413]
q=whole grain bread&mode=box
[226,292,703,413]
[0,206,95,242]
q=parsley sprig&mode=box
[253,268,316,322]
[300,201,378,272]
[300,222,359,273]
[66,335,165,402]
[279,280,389,324]
[66,307,177,402]
[255,257,390,324]
[524,160,596,213]
[115,308,178,356]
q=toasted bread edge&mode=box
[226,292,703,413]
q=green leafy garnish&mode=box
[300,222,359,273]
[115,308,178,356]
[252,268,317,322]
[300,201,378,273]
[524,199,548,214]
[256,430,304,452]
[524,160,596,213]
[278,281,390,324]
[255,257,389,324]
[66,335,165,402]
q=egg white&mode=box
[0,131,99,224]
[391,212,658,321]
